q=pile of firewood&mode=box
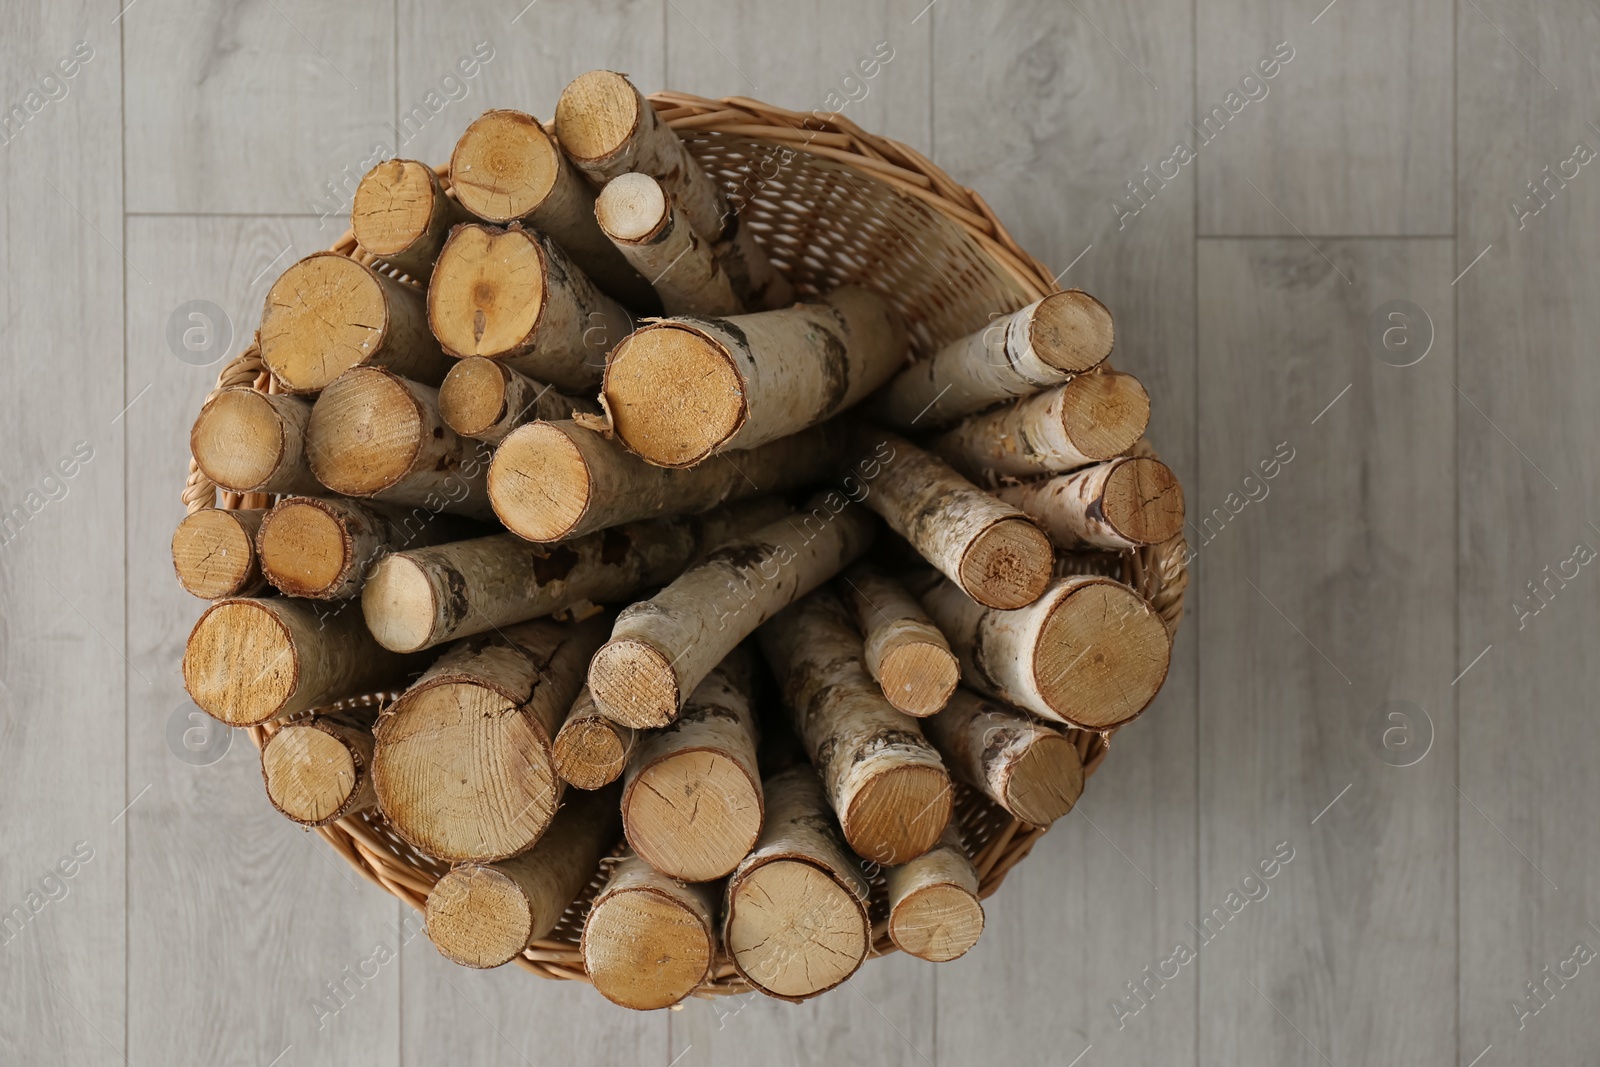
[174,71,1184,1009]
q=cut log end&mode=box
[1036,580,1171,728]
[183,600,296,726]
[1031,290,1115,373]
[428,224,546,360]
[486,422,591,542]
[1101,457,1185,545]
[957,517,1054,609]
[260,254,393,393]
[351,159,441,258]
[1003,729,1085,825]
[425,866,534,969]
[256,498,349,598]
[361,553,436,653]
[190,388,288,493]
[594,172,669,243]
[1060,370,1150,462]
[877,640,960,717]
[888,882,985,963]
[553,717,630,790]
[844,763,952,866]
[604,324,744,468]
[625,749,762,882]
[726,859,868,999]
[439,356,514,438]
[583,885,714,1010]
[261,722,365,826]
[589,638,680,728]
[172,508,262,599]
[554,70,642,164]
[449,110,562,224]
[305,368,423,495]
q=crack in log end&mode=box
[598,526,631,566]
[813,325,850,418]
[531,543,581,585]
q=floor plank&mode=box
[1195,238,1456,1065]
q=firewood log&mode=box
[872,290,1114,429]
[593,173,743,316]
[305,367,494,519]
[723,765,870,1001]
[859,430,1053,609]
[885,825,983,962]
[552,687,635,790]
[259,708,379,827]
[427,222,635,392]
[602,288,905,468]
[994,456,1185,550]
[350,159,471,281]
[487,419,846,543]
[620,649,762,882]
[759,589,951,865]
[839,562,958,717]
[172,507,267,599]
[372,616,607,863]
[255,496,476,601]
[437,357,599,445]
[189,387,319,495]
[588,498,875,729]
[581,853,718,1010]
[183,598,422,726]
[919,575,1171,730]
[448,109,655,307]
[922,687,1083,825]
[424,785,621,968]
[931,369,1150,480]
[259,252,450,394]
[362,497,788,653]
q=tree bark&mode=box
[587,498,876,729]
[994,456,1185,550]
[870,290,1114,429]
[190,387,320,495]
[183,597,423,726]
[759,589,951,865]
[723,765,870,1001]
[172,506,267,599]
[884,825,984,962]
[260,708,380,827]
[449,108,656,307]
[919,575,1171,730]
[306,367,495,520]
[438,356,599,445]
[423,784,621,968]
[259,251,450,394]
[603,287,905,468]
[594,173,744,316]
[922,687,1083,825]
[428,222,636,392]
[372,616,608,863]
[553,686,636,790]
[256,495,478,600]
[581,853,718,1010]
[858,430,1053,610]
[930,369,1150,481]
[620,649,762,882]
[350,159,471,282]
[488,418,847,543]
[839,561,959,717]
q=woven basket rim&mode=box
[178,89,1189,999]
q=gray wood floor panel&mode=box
[930,3,1200,1065]
[1457,2,1600,1061]
[1196,0,1453,236]
[1196,238,1457,1066]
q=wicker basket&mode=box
[180,91,1189,998]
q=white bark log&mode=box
[922,687,1083,825]
[884,824,984,962]
[553,686,636,790]
[839,561,959,717]
[581,853,718,1009]
[260,708,379,827]
[595,173,744,316]
[172,507,267,600]
[350,159,471,281]
[190,387,320,495]
[438,357,599,445]
[994,456,1185,550]
[256,495,477,601]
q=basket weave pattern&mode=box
[180,92,1188,996]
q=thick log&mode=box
[427,222,635,392]
[488,419,846,543]
[306,367,494,519]
[760,589,951,865]
[603,287,905,468]
[255,495,476,600]
[920,575,1171,730]
[594,173,743,316]
[588,499,875,729]
[931,369,1150,480]
[259,251,449,394]
[424,785,621,968]
[620,650,762,882]
[362,497,787,653]
[190,387,320,495]
[922,687,1083,825]
[438,357,598,445]
[723,765,870,1001]
[172,507,267,599]
[183,598,422,726]
[372,616,607,863]
[260,708,379,827]
[448,109,655,307]
[839,562,958,717]
[350,159,471,281]
[859,430,1053,610]
[995,456,1185,550]
[581,853,718,1010]
[552,687,635,790]
[871,290,1114,429]
[885,826,984,963]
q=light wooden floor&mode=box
[2,1,1595,1064]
